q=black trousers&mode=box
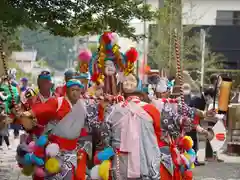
[186,130,198,152]
[0,135,10,146]
[205,122,215,158]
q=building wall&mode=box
[16,60,33,73]
[182,0,240,25]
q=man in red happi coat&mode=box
[55,69,76,97]
[24,70,55,139]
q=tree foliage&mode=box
[148,0,226,81]
[0,0,154,40]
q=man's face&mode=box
[104,60,116,76]
[38,79,52,91]
[123,74,138,93]
[67,85,82,102]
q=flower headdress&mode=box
[89,32,125,86]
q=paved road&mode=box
[0,132,240,180]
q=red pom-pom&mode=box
[34,147,45,158]
[125,47,138,63]
[91,72,99,82]
[102,32,111,44]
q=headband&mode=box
[66,79,84,89]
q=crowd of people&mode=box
[0,31,229,180]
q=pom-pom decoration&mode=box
[98,160,111,180]
[28,141,36,152]
[180,136,193,151]
[97,147,115,161]
[36,135,48,147]
[34,146,45,158]
[45,157,61,174]
[125,47,138,63]
[24,153,32,164]
[180,154,190,169]
[111,33,119,45]
[31,154,44,166]
[78,49,92,63]
[101,32,112,44]
[90,165,101,179]
[34,167,46,177]
[22,165,34,176]
[45,143,60,157]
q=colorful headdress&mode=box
[89,32,125,85]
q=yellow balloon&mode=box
[98,160,111,180]
[45,158,61,174]
[22,165,34,176]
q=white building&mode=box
[11,50,37,73]
[182,0,240,25]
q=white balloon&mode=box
[111,33,119,45]
[45,143,60,157]
[90,165,100,179]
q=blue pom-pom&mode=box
[97,147,115,161]
[36,135,48,147]
[32,155,44,166]
[24,153,32,164]
[106,44,112,50]
[187,148,196,156]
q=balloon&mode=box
[22,165,34,176]
[45,143,60,157]
[28,141,36,152]
[36,135,48,147]
[90,165,100,179]
[78,49,92,63]
[98,160,111,180]
[45,157,61,174]
[34,167,45,177]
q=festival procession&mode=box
[0,30,235,180]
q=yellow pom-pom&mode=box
[22,165,34,176]
[45,158,61,174]
[98,160,111,180]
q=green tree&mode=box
[148,0,226,80]
[0,0,154,40]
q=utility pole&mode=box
[200,29,206,87]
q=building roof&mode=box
[11,51,37,62]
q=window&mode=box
[233,11,240,25]
[216,10,240,25]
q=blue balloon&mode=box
[36,135,48,147]
[97,147,115,161]
[32,154,44,166]
[24,153,32,164]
